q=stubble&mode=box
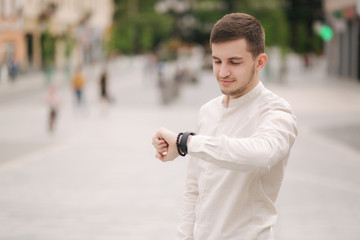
[220,64,256,98]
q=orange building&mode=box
[1,0,113,73]
[0,0,25,69]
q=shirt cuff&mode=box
[188,135,206,154]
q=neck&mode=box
[225,78,260,108]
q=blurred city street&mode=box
[0,55,360,240]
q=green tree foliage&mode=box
[228,0,290,54]
[284,0,324,54]
[190,0,228,46]
[108,0,174,54]
[183,0,290,53]
[109,0,323,55]
[41,29,56,68]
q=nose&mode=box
[218,63,230,78]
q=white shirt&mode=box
[176,82,297,240]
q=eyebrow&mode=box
[212,56,244,61]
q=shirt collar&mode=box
[221,81,265,108]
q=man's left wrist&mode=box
[177,132,196,157]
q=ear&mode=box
[256,53,268,71]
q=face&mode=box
[212,39,266,100]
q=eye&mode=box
[230,61,241,65]
[213,60,221,64]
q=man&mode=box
[152,13,297,240]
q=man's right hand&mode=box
[152,128,179,162]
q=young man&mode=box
[152,13,297,240]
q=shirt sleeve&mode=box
[188,108,298,172]
[176,158,198,240]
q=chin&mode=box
[221,89,234,96]
[221,88,246,98]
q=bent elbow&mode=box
[239,137,291,172]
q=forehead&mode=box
[211,39,252,59]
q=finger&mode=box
[152,138,167,147]
[155,152,164,160]
[153,136,165,142]
[152,137,160,146]
[159,143,168,150]
[152,139,162,148]
[158,139,168,147]
[153,140,168,151]
[153,143,167,152]
[159,144,168,152]
[155,153,161,159]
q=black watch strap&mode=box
[179,132,196,156]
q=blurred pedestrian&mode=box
[143,52,158,85]
[71,66,85,106]
[152,13,298,240]
[46,84,60,132]
[303,54,312,68]
[8,58,18,82]
[99,70,108,102]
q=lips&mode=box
[220,80,234,87]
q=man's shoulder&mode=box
[260,86,294,114]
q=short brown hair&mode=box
[210,13,265,59]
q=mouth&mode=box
[219,79,234,87]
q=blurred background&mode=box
[0,0,360,240]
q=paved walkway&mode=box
[0,55,360,239]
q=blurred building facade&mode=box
[0,0,24,69]
[323,0,360,81]
[0,0,113,72]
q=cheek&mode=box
[233,65,252,78]
[231,68,243,78]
